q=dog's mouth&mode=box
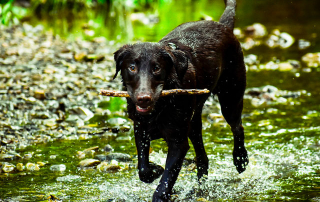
[136,105,154,115]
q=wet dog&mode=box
[113,0,248,201]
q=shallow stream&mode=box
[0,0,320,201]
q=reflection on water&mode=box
[1,0,320,201]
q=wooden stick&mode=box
[100,89,210,97]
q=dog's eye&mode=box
[128,65,136,72]
[153,66,161,74]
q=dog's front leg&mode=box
[135,122,164,183]
[152,139,189,202]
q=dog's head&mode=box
[113,42,188,115]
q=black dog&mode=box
[113,0,248,201]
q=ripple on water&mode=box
[95,138,319,201]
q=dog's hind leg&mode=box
[217,48,249,173]
[189,110,209,181]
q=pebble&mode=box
[105,153,132,162]
[302,52,320,67]
[76,151,86,159]
[50,164,66,172]
[16,163,25,171]
[26,163,40,171]
[0,154,16,161]
[97,162,121,172]
[1,162,15,173]
[78,159,101,167]
[244,23,267,38]
[23,153,33,160]
[104,144,114,152]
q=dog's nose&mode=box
[137,94,152,104]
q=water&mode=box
[1,0,320,201]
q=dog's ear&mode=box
[113,45,131,79]
[162,44,189,82]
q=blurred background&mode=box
[0,0,319,201]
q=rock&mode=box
[1,162,15,173]
[83,146,99,153]
[115,136,132,142]
[95,154,107,161]
[50,164,66,172]
[104,144,114,152]
[105,153,132,162]
[107,117,128,126]
[278,62,294,71]
[0,154,15,161]
[16,163,25,171]
[23,153,33,160]
[37,162,46,167]
[34,89,46,100]
[26,163,40,171]
[244,23,267,38]
[78,159,101,167]
[302,52,320,67]
[244,54,259,66]
[279,32,295,48]
[298,39,311,50]
[43,118,58,128]
[266,30,295,49]
[76,151,86,159]
[74,52,87,61]
[31,111,51,119]
[65,115,85,127]
[97,162,121,172]
[71,107,94,121]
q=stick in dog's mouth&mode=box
[100,89,210,98]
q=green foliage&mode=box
[0,0,28,25]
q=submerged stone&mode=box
[16,163,25,171]
[26,163,40,171]
[302,52,320,67]
[79,159,101,167]
[104,144,114,152]
[1,162,15,173]
[105,153,132,162]
[50,164,66,172]
[97,162,121,172]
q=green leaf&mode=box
[2,0,14,14]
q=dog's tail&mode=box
[219,0,237,30]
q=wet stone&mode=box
[79,159,101,168]
[76,151,86,159]
[97,162,121,172]
[50,164,66,172]
[105,153,132,162]
[1,162,15,173]
[16,163,25,171]
[0,154,16,161]
[23,153,33,160]
[104,144,114,152]
[26,163,40,171]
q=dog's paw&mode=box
[139,163,164,183]
[233,146,249,174]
